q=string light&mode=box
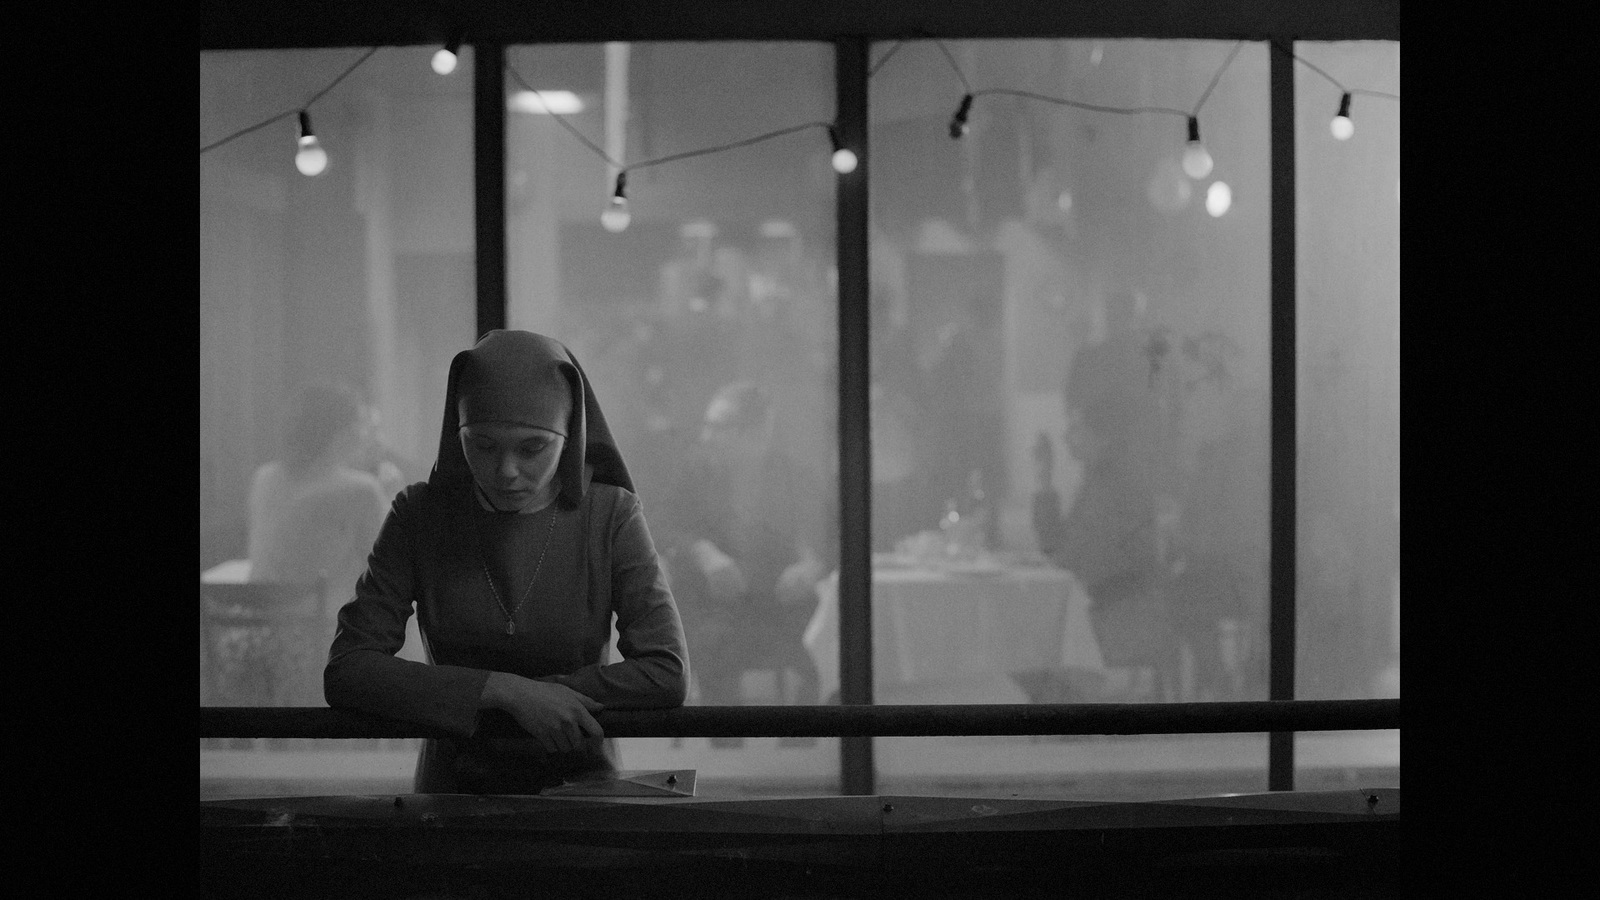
[942,39,1240,187]
[601,171,631,232]
[508,55,853,217]
[828,126,858,174]
[199,46,378,173]
[1205,181,1232,217]
[295,110,328,176]
[1182,116,1213,179]
[1277,42,1400,145]
[432,37,462,75]
[1330,92,1354,140]
[204,40,1395,220]
[949,94,974,138]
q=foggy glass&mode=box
[201,46,473,793]
[1293,41,1399,785]
[867,38,1278,799]
[503,43,843,789]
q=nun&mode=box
[325,330,689,794]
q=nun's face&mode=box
[460,423,566,512]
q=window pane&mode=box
[868,38,1273,799]
[200,46,474,796]
[503,42,841,797]
[1294,40,1399,786]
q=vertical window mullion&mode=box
[835,35,874,796]
[1268,37,1298,791]
[474,42,508,336]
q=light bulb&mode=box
[1205,181,1232,217]
[601,197,631,232]
[295,139,328,176]
[1181,116,1213,179]
[949,94,974,139]
[1330,92,1354,140]
[432,47,458,75]
[295,110,327,176]
[826,126,858,174]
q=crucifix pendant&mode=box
[506,620,516,635]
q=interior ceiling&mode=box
[201,0,1400,51]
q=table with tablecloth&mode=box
[803,555,1105,704]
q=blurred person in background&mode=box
[1043,292,1179,696]
[351,400,424,503]
[656,381,834,716]
[225,382,389,710]
[248,382,388,620]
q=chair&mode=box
[663,548,820,749]
[200,579,329,710]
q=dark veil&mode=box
[428,330,633,507]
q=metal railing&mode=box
[201,697,1397,740]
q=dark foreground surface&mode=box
[201,789,1399,899]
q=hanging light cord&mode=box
[946,40,1245,124]
[505,54,619,166]
[869,40,906,77]
[931,38,975,94]
[200,38,1396,187]
[968,89,1190,120]
[625,121,833,176]
[200,46,380,154]
[1272,40,1400,101]
[507,51,834,177]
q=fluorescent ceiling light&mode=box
[508,90,584,114]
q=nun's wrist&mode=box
[480,671,515,710]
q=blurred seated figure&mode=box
[248,382,388,617]
[1044,396,1161,600]
[1041,395,1180,698]
[351,399,424,503]
[656,381,834,721]
[231,383,390,707]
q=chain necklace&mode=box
[479,504,558,635]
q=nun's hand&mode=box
[481,672,605,755]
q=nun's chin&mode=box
[473,481,556,513]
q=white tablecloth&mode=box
[201,558,253,584]
[803,558,1104,704]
